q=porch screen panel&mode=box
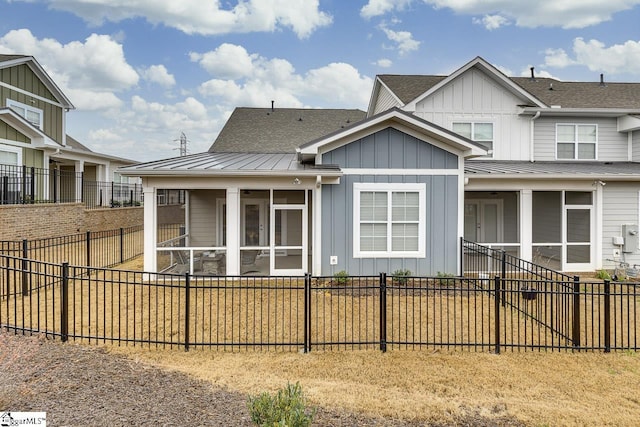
[532,192,561,243]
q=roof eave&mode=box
[118,168,343,178]
[520,107,640,117]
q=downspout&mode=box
[530,111,541,162]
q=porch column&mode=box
[143,186,157,273]
[313,181,322,276]
[74,160,84,203]
[226,187,240,275]
[520,189,532,262]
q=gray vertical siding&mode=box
[322,128,458,169]
[321,127,460,276]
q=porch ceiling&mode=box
[465,160,640,180]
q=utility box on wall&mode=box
[622,224,639,253]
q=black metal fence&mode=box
[0,226,144,268]
[1,255,637,353]
[0,163,142,209]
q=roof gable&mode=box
[0,55,74,109]
[209,107,366,154]
[299,107,487,159]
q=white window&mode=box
[453,122,493,158]
[0,144,21,165]
[7,99,43,129]
[556,124,597,160]
[354,183,426,258]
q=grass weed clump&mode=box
[247,382,316,426]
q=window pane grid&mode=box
[557,124,597,159]
[358,189,421,254]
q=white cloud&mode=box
[544,38,640,75]
[361,0,412,18]
[141,65,176,88]
[543,48,578,69]
[26,0,332,39]
[189,44,256,79]
[472,14,509,30]
[380,25,420,55]
[361,0,640,29]
[192,44,373,109]
[376,58,393,68]
[0,29,137,110]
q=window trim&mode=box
[555,123,598,160]
[353,182,426,258]
[7,99,43,130]
[0,144,22,166]
[452,121,494,158]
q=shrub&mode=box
[247,382,316,427]
[595,269,611,281]
[436,271,455,285]
[392,268,412,284]
[333,270,349,285]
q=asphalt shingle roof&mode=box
[209,107,366,154]
[378,74,640,109]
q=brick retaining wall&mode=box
[0,204,143,240]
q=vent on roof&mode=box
[530,66,535,81]
[271,100,274,112]
[600,74,606,87]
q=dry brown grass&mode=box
[109,346,640,426]
[3,255,640,425]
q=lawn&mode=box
[110,345,640,426]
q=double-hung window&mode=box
[556,124,597,160]
[354,183,426,258]
[452,122,493,157]
[7,99,43,129]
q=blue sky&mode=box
[1,0,640,162]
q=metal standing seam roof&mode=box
[465,161,640,179]
[118,152,341,176]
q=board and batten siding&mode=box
[533,116,628,161]
[321,127,460,276]
[1,64,64,144]
[602,183,640,269]
[411,67,531,161]
[0,121,29,144]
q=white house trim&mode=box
[341,168,459,176]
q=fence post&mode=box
[86,231,91,267]
[120,227,124,264]
[379,272,387,353]
[61,262,69,342]
[501,250,507,306]
[53,168,58,203]
[21,239,29,296]
[184,273,190,352]
[572,276,581,349]
[304,273,310,353]
[29,167,35,203]
[460,237,464,276]
[494,276,501,354]
[21,165,27,204]
[604,280,611,353]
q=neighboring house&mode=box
[0,54,138,206]
[120,56,640,276]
